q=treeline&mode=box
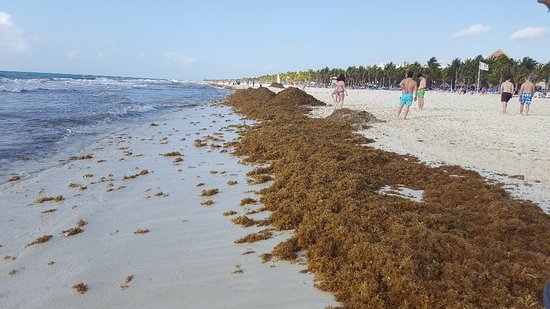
[249,55,550,90]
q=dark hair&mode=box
[337,73,346,82]
[416,73,423,78]
[407,72,414,78]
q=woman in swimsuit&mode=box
[332,73,348,109]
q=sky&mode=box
[0,1,549,80]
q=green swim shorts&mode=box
[417,89,425,98]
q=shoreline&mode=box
[1,103,212,186]
[3,83,550,307]
[0,100,337,308]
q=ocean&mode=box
[0,71,230,182]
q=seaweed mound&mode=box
[226,87,325,120]
[224,85,550,308]
[269,82,284,88]
[268,87,325,107]
[229,87,275,105]
[326,108,385,130]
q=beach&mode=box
[222,85,550,307]
[2,83,550,308]
[0,102,337,308]
[307,89,550,213]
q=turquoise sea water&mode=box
[0,71,230,181]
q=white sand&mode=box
[0,103,337,308]
[306,88,550,213]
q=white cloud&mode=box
[453,24,491,38]
[0,11,30,54]
[163,52,196,69]
[0,11,13,26]
[510,27,548,41]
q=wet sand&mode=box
[0,102,337,308]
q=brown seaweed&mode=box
[223,86,550,307]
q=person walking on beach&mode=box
[519,75,535,116]
[331,73,348,109]
[500,77,514,114]
[397,72,417,120]
[415,73,427,110]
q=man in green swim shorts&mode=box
[397,72,418,120]
[415,73,426,110]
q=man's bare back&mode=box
[520,80,535,94]
[400,78,417,94]
[501,80,514,93]
[418,77,426,90]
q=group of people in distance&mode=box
[331,72,537,120]
[500,75,536,116]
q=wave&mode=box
[0,75,181,94]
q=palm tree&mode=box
[427,57,441,88]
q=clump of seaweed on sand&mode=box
[72,282,88,294]
[154,191,168,197]
[61,219,86,236]
[231,215,257,227]
[134,228,149,235]
[161,151,182,157]
[200,188,219,196]
[239,197,257,206]
[193,139,207,147]
[9,175,21,182]
[260,253,273,263]
[34,195,64,204]
[123,170,149,180]
[26,235,53,247]
[41,208,57,214]
[232,264,243,274]
[234,229,273,244]
[224,86,550,307]
[223,210,237,216]
[69,154,93,160]
[62,227,82,237]
[120,275,133,290]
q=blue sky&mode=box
[0,1,548,80]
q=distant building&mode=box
[486,49,510,60]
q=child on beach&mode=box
[331,73,348,109]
